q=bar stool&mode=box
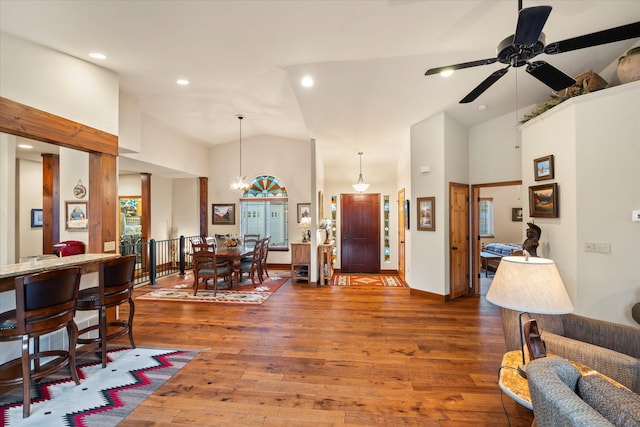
[76,255,136,368]
[0,266,82,418]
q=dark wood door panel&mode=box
[341,194,380,273]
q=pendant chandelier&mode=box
[352,152,369,192]
[230,114,250,192]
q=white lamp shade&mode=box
[486,256,574,314]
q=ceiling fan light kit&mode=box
[425,1,640,104]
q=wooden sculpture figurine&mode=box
[523,222,541,257]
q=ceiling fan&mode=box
[425,0,640,104]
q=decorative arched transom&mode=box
[243,175,288,198]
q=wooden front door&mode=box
[449,183,470,299]
[397,189,406,282]
[340,193,380,273]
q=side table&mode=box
[498,350,629,410]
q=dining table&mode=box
[215,244,253,286]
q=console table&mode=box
[317,241,334,286]
[290,242,310,284]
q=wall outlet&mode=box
[104,241,116,251]
[585,242,611,254]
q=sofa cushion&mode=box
[578,374,640,427]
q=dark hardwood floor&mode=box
[115,272,534,426]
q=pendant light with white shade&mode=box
[352,152,369,193]
[230,114,250,192]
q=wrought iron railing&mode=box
[119,235,201,286]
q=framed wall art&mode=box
[512,207,523,222]
[65,201,88,230]
[212,203,235,225]
[534,155,554,181]
[529,183,558,218]
[297,203,311,223]
[31,209,43,228]
[417,197,436,231]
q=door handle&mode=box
[452,246,458,250]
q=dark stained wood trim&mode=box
[473,180,522,188]
[41,154,59,253]
[88,153,117,253]
[409,287,450,302]
[199,177,208,236]
[0,97,118,156]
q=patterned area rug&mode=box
[332,274,405,287]
[136,272,289,304]
[0,347,197,426]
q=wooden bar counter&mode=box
[0,253,119,292]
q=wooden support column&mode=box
[41,154,60,254]
[199,177,208,237]
[89,153,117,253]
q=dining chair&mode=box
[259,236,271,281]
[0,266,82,418]
[243,234,261,247]
[239,239,263,286]
[76,255,136,368]
[192,244,232,296]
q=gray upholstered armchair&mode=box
[527,357,640,427]
[499,307,640,393]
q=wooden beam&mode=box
[199,177,208,236]
[0,97,118,156]
[89,153,117,253]
[41,154,59,253]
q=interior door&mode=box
[449,183,470,299]
[397,189,406,282]
[340,193,380,273]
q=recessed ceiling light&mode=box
[176,79,189,86]
[18,144,33,149]
[440,69,454,77]
[478,104,488,111]
[301,76,314,87]
[89,52,107,60]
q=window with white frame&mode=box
[479,197,494,238]
[239,175,288,249]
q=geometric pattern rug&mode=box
[332,274,405,287]
[136,272,289,304]
[0,347,197,427]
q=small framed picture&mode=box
[417,197,435,231]
[511,207,523,222]
[31,209,43,228]
[212,203,235,225]
[297,203,311,223]
[534,155,554,181]
[66,201,88,230]
[529,183,558,218]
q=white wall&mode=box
[58,148,90,245]
[480,185,523,246]
[121,115,209,177]
[410,113,447,294]
[208,134,311,265]
[521,81,640,326]
[17,158,43,258]
[0,32,119,134]
[171,178,200,239]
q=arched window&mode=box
[240,175,288,249]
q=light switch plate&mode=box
[104,241,116,251]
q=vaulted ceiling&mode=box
[2,1,638,173]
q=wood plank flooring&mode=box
[115,273,534,426]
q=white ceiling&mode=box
[2,0,639,173]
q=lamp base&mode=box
[517,364,528,379]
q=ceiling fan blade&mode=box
[526,61,576,91]
[544,21,640,54]
[460,66,510,104]
[513,6,552,46]
[425,58,498,76]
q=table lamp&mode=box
[486,253,573,377]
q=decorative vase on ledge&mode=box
[617,47,640,84]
